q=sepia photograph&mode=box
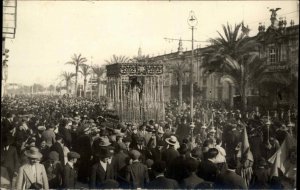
[1,0,298,189]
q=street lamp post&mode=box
[188,10,197,124]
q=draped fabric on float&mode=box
[107,75,165,124]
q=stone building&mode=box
[148,10,298,109]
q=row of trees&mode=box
[60,55,106,98]
[60,53,150,98]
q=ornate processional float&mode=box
[106,63,165,124]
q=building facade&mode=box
[148,13,298,109]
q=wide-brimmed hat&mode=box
[165,136,178,146]
[25,147,43,159]
[99,137,112,147]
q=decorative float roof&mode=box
[106,63,163,77]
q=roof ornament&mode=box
[269,8,281,28]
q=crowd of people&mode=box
[1,95,297,189]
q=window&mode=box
[268,45,280,64]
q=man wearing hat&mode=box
[167,143,189,182]
[62,151,80,188]
[50,133,65,165]
[35,125,46,146]
[125,150,149,189]
[16,147,49,190]
[43,151,63,189]
[162,135,180,168]
[90,149,115,189]
[1,135,20,183]
[112,142,129,181]
[74,126,93,183]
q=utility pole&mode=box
[188,10,198,124]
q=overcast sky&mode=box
[5,1,299,86]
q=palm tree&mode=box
[201,23,263,110]
[105,55,131,64]
[91,65,106,98]
[79,64,91,97]
[65,54,87,96]
[166,57,189,108]
[60,72,76,94]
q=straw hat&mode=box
[24,147,43,159]
[165,136,178,146]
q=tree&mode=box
[105,55,130,64]
[48,85,55,95]
[166,57,189,109]
[65,54,87,96]
[60,72,76,94]
[91,65,106,98]
[201,23,263,110]
[79,64,91,97]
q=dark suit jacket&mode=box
[62,163,77,188]
[197,160,220,182]
[215,170,247,189]
[181,173,205,189]
[59,128,72,149]
[89,162,115,188]
[148,147,162,163]
[2,119,14,136]
[147,176,179,189]
[250,167,270,189]
[1,145,20,180]
[50,142,65,164]
[161,147,179,167]
[126,161,149,188]
[167,155,189,182]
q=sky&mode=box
[5,1,299,86]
